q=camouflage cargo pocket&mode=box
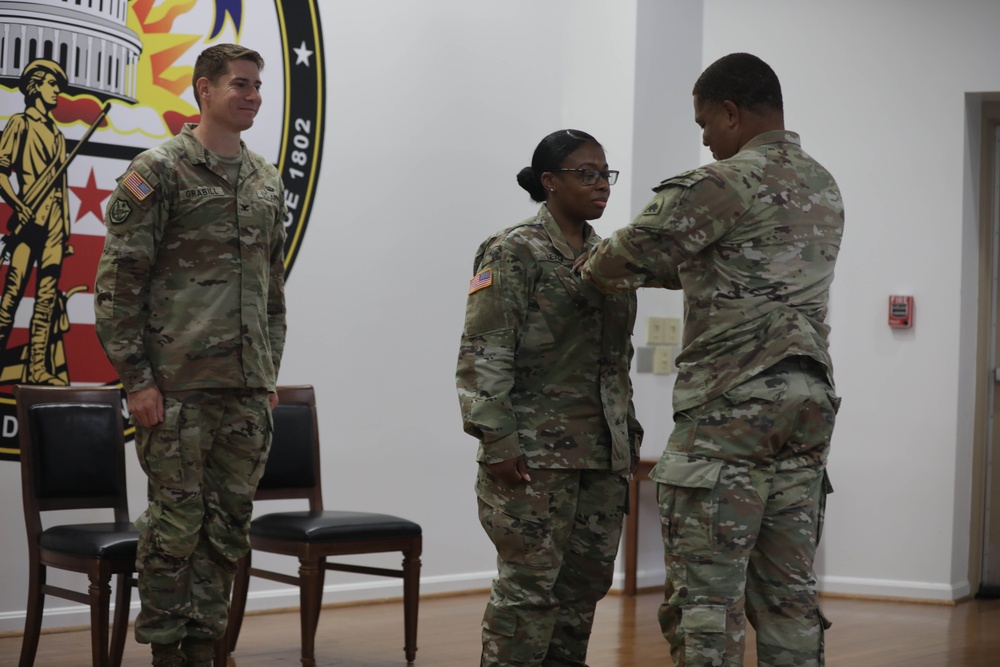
[136,397,184,487]
[652,451,722,556]
[476,465,551,568]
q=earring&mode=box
[549,188,555,192]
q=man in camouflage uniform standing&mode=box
[580,53,843,666]
[95,44,286,667]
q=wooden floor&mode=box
[3,590,999,666]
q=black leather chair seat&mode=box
[251,511,422,542]
[40,523,139,559]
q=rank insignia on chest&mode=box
[468,268,493,294]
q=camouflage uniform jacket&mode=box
[95,124,287,394]
[582,131,843,412]
[457,205,642,472]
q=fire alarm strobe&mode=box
[888,295,914,329]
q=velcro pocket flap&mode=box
[724,380,785,405]
[482,604,517,636]
[679,604,727,633]
[650,451,722,489]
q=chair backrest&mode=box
[254,385,323,510]
[15,385,130,541]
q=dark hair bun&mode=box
[516,166,546,203]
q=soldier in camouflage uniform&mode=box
[94,44,286,667]
[458,129,643,667]
[579,54,844,666]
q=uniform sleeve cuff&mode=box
[478,431,521,465]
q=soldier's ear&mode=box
[195,77,211,106]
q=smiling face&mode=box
[196,58,262,134]
[542,141,611,224]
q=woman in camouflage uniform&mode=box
[457,129,643,667]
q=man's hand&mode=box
[572,250,591,274]
[488,455,532,487]
[128,386,164,428]
[268,392,279,410]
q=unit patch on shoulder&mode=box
[122,170,153,201]
[108,197,132,224]
[468,268,493,294]
[642,196,663,216]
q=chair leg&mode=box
[226,551,251,655]
[88,564,113,667]
[109,573,131,667]
[213,637,229,667]
[402,543,421,664]
[18,561,46,667]
[298,557,325,667]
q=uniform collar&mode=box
[538,204,598,259]
[180,122,250,166]
[742,130,801,151]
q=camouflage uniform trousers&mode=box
[653,356,839,666]
[477,466,628,666]
[133,387,272,645]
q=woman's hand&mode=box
[489,456,532,486]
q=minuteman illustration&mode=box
[0,59,105,386]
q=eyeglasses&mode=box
[550,168,619,186]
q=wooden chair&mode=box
[225,385,423,666]
[15,384,138,667]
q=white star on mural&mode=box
[294,41,314,66]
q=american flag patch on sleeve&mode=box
[122,170,153,201]
[468,268,493,294]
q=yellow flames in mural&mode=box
[128,0,201,123]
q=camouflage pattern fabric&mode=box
[581,131,844,412]
[581,130,843,665]
[94,122,286,648]
[458,205,643,665]
[653,357,837,666]
[95,123,287,394]
[457,205,642,472]
[477,466,628,666]
[133,388,272,644]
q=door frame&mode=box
[971,100,1000,597]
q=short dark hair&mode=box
[693,53,783,115]
[192,43,264,109]
[516,129,600,203]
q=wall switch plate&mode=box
[653,346,674,374]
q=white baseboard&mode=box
[818,575,970,602]
[610,566,970,603]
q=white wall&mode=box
[3,0,998,635]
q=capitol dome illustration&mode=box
[0,0,142,102]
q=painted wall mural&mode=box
[0,0,325,459]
